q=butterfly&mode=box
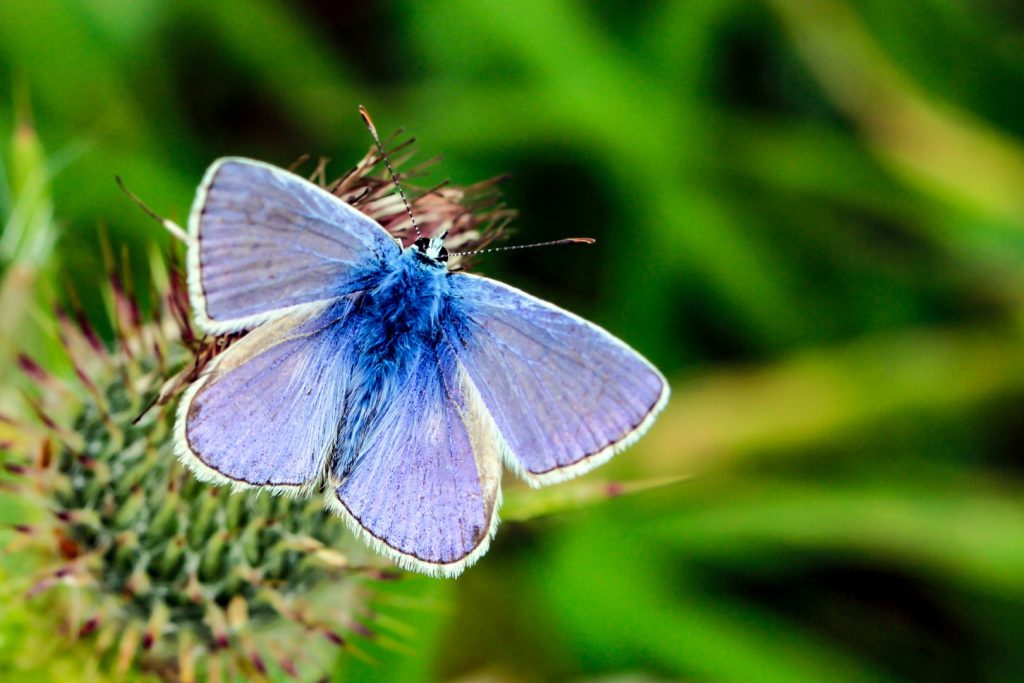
[174,151,669,577]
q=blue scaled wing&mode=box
[444,273,669,487]
[175,299,355,491]
[188,158,400,334]
[328,342,503,578]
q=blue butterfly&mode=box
[174,156,669,577]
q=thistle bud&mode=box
[6,136,512,680]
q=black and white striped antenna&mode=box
[358,105,422,240]
[450,237,595,258]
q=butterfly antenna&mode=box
[358,105,421,240]
[451,237,596,258]
[115,176,190,244]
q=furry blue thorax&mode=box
[358,246,450,359]
[331,246,452,474]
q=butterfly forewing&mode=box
[445,273,669,486]
[188,158,400,335]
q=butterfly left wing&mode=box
[444,273,669,487]
[189,158,400,335]
[327,343,503,578]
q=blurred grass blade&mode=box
[651,479,1024,594]
[502,475,690,522]
[0,98,61,409]
[769,0,1024,222]
[634,324,1024,478]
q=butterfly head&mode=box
[411,231,449,267]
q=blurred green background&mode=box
[4,0,1024,681]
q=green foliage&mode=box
[2,0,1024,681]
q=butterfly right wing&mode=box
[175,299,355,492]
[189,158,400,335]
[444,273,669,487]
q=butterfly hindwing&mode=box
[188,158,400,334]
[328,340,503,577]
[175,299,354,491]
[445,273,669,486]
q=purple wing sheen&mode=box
[445,274,669,486]
[176,300,353,489]
[329,343,502,576]
[188,158,400,334]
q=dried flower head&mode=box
[324,136,513,268]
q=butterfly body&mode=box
[354,244,450,360]
[331,247,453,476]
[176,157,668,576]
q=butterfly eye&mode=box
[413,237,431,252]
[437,247,449,263]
